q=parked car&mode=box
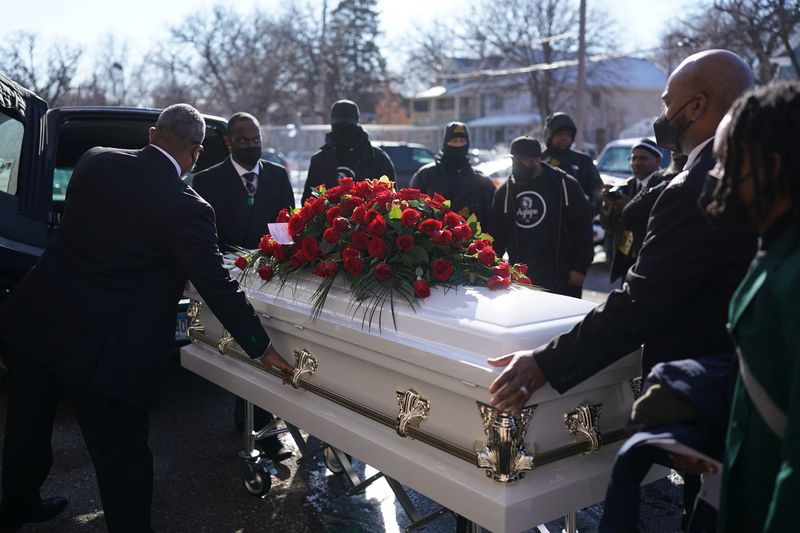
[595,137,670,186]
[0,74,231,345]
[262,147,289,170]
[374,141,435,189]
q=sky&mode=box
[2,0,696,77]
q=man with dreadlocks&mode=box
[486,49,758,530]
[703,81,800,533]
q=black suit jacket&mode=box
[192,157,295,251]
[0,146,270,408]
[533,143,757,392]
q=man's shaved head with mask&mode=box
[654,49,754,155]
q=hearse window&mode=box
[0,113,24,195]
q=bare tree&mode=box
[0,32,82,106]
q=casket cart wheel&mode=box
[323,445,352,475]
[242,463,271,496]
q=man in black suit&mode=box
[487,50,756,528]
[600,139,666,284]
[192,112,295,252]
[0,104,293,533]
[192,112,295,461]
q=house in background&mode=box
[771,30,800,80]
[410,56,668,152]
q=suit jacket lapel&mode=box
[245,161,269,241]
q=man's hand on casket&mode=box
[487,350,547,416]
[260,344,294,380]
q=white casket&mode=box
[180,274,650,533]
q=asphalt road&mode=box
[0,261,685,533]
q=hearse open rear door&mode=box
[0,73,49,298]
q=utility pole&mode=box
[575,0,587,150]
[318,0,329,122]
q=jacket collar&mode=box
[729,224,799,329]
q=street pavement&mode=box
[0,260,686,532]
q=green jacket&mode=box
[719,224,800,532]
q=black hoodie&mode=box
[491,163,593,294]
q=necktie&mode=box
[243,172,256,196]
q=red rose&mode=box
[276,209,290,223]
[313,260,338,278]
[352,205,368,224]
[418,218,443,236]
[452,223,472,240]
[259,235,273,255]
[513,263,529,276]
[367,237,388,259]
[399,188,421,201]
[413,279,431,299]
[517,276,533,285]
[334,216,350,231]
[272,244,289,261]
[365,209,380,224]
[290,251,305,268]
[493,262,510,277]
[257,264,274,281]
[400,208,421,228]
[467,241,486,255]
[351,230,371,250]
[342,195,363,214]
[367,216,388,236]
[374,190,393,208]
[487,275,510,291]
[433,193,447,203]
[310,197,326,215]
[342,246,361,261]
[432,258,453,281]
[288,213,305,237]
[344,257,364,276]
[396,234,414,250]
[323,227,340,244]
[234,256,248,270]
[299,206,313,223]
[354,181,372,198]
[326,205,343,226]
[325,185,343,203]
[478,248,496,267]
[373,262,392,281]
[300,237,319,261]
[339,177,354,191]
[432,229,453,245]
[443,211,462,228]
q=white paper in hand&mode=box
[268,223,294,245]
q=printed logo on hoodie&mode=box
[515,191,547,228]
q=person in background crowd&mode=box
[192,111,295,463]
[601,138,666,284]
[487,49,757,530]
[706,81,800,533]
[491,136,593,298]
[301,100,395,203]
[542,112,603,215]
[0,104,293,533]
[619,150,688,266]
[410,122,496,235]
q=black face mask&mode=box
[231,146,261,169]
[512,162,535,182]
[331,122,361,147]
[653,97,696,153]
[442,144,468,161]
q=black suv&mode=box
[0,74,230,343]
[374,142,435,189]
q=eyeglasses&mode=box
[230,135,261,146]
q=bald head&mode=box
[659,49,754,155]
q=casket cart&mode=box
[180,274,655,533]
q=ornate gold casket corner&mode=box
[563,401,603,454]
[187,299,205,340]
[395,389,431,438]
[474,403,537,483]
[291,349,319,389]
